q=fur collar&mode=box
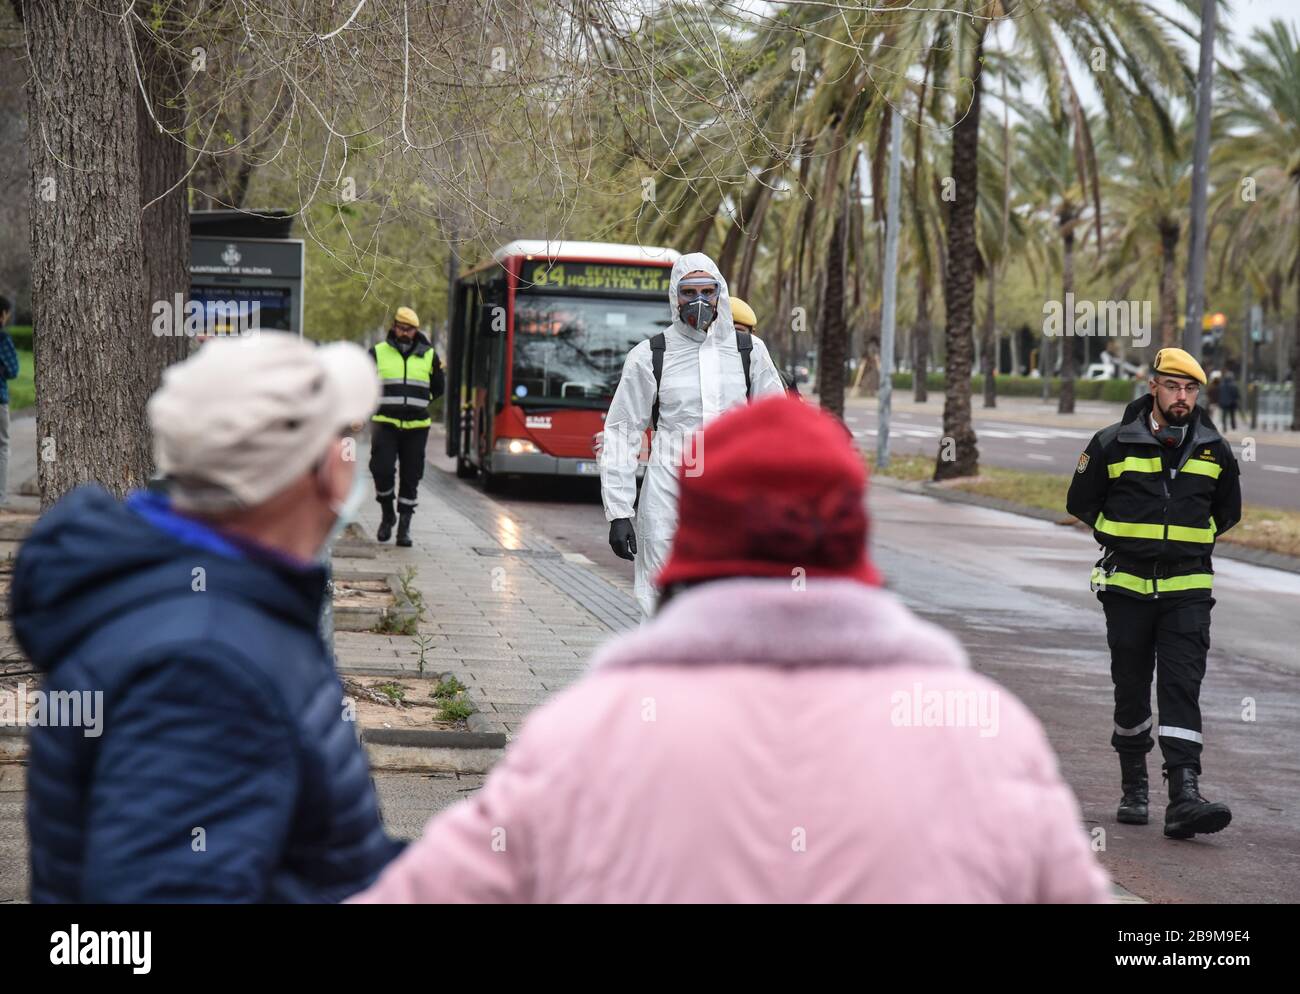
[589,577,968,673]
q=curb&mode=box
[332,566,422,632]
[0,722,507,774]
[359,726,506,773]
[873,474,1300,575]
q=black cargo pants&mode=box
[1101,590,1213,774]
[369,422,430,513]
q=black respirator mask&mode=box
[1151,414,1188,449]
[678,299,717,331]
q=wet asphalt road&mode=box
[841,403,1300,512]
[468,457,1300,904]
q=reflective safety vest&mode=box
[1066,396,1242,600]
[372,339,438,429]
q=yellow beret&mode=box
[1153,347,1206,385]
[395,306,420,328]
[729,296,757,329]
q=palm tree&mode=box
[934,0,1189,471]
[1106,116,1193,353]
[1015,104,1100,413]
[934,17,987,480]
[1214,19,1300,429]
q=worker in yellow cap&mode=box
[729,296,797,394]
[1066,346,1241,840]
[368,306,444,546]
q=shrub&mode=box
[888,371,1138,402]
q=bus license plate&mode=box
[576,461,600,475]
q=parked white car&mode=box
[1085,358,1140,380]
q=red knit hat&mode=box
[656,395,882,589]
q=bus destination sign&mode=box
[524,262,673,295]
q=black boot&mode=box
[1117,753,1149,825]
[1164,767,1231,839]
[395,510,413,548]
[376,498,396,543]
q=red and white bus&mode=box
[446,240,680,490]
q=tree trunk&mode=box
[1292,239,1300,430]
[24,0,154,507]
[719,165,774,280]
[818,202,849,421]
[1159,219,1180,350]
[1058,224,1078,414]
[913,268,930,402]
[981,267,997,407]
[137,16,191,371]
[934,35,983,480]
[688,211,713,254]
[860,305,881,395]
[735,178,775,300]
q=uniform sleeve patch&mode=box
[1076,452,1090,474]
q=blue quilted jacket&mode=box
[11,486,403,902]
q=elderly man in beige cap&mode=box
[11,332,404,903]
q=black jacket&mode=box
[1067,395,1241,565]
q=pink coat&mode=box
[352,578,1111,903]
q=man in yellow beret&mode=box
[1066,347,1242,839]
[729,296,797,394]
[368,306,445,546]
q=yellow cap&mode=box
[729,296,757,329]
[1153,347,1206,385]
[394,306,420,328]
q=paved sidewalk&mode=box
[334,439,640,737]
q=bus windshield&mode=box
[511,292,672,409]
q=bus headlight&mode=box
[495,438,540,455]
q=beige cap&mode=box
[148,332,379,512]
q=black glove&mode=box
[609,518,637,561]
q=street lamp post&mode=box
[878,107,904,470]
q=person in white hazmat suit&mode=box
[599,253,786,618]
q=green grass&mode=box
[430,674,474,722]
[9,350,33,411]
[436,698,475,722]
[864,453,938,482]
[937,464,1300,559]
[886,372,1136,403]
[432,674,468,700]
[374,682,406,704]
[951,467,1072,516]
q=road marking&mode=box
[1261,464,1300,474]
[1025,438,1047,445]
[1026,453,1053,462]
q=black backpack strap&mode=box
[649,333,666,431]
[736,330,753,399]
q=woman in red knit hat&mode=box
[354,395,1110,904]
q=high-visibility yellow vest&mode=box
[373,341,435,429]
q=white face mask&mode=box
[316,462,368,558]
